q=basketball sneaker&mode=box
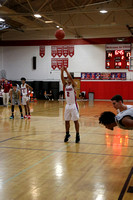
[24,115,27,118]
[64,134,71,142]
[21,114,24,119]
[75,134,80,143]
[27,115,31,119]
[10,115,14,119]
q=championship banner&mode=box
[63,58,68,68]
[81,72,126,80]
[51,46,57,57]
[57,59,63,70]
[69,46,74,57]
[51,58,68,70]
[63,46,69,57]
[57,46,63,57]
[51,58,57,70]
[39,46,45,58]
[51,45,74,57]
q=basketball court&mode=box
[0,101,133,200]
[0,0,133,200]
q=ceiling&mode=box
[0,0,133,40]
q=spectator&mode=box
[3,79,11,107]
[44,90,49,100]
[48,90,54,101]
[79,92,85,100]
[59,91,64,99]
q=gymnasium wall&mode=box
[80,81,133,100]
[1,45,132,79]
[1,44,107,80]
[0,39,133,99]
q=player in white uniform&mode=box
[61,67,80,143]
[111,95,132,113]
[21,77,33,119]
[99,108,133,130]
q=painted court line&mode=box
[12,138,133,148]
[118,167,133,200]
[0,133,35,144]
[2,144,69,185]
[1,146,133,158]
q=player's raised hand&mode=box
[61,67,64,71]
[63,67,67,72]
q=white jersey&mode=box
[21,83,28,96]
[117,105,133,113]
[115,108,133,130]
[65,84,76,105]
[64,84,79,121]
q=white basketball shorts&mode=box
[22,96,30,105]
[64,103,79,121]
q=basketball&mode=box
[55,29,65,40]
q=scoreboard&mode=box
[106,44,131,69]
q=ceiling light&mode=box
[117,38,125,42]
[56,25,60,28]
[0,18,5,22]
[100,10,108,14]
[34,14,42,18]
[0,23,9,30]
[45,20,53,24]
[0,4,2,7]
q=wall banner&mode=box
[51,46,57,57]
[51,58,68,70]
[39,46,45,58]
[51,45,74,57]
[81,72,126,80]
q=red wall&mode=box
[80,81,133,100]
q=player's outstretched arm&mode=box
[64,67,77,88]
[121,117,133,128]
[61,67,66,86]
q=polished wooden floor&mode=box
[0,100,133,200]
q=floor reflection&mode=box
[106,129,129,148]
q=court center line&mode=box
[2,144,70,185]
[1,146,133,158]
